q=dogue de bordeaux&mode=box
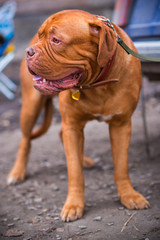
[7,10,150,222]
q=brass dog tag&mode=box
[72,90,80,101]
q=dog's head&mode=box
[26,10,117,95]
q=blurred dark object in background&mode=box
[113,0,160,81]
[0,0,115,16]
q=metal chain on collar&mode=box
[96,16,120,40]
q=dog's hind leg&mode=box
[82,156,96,168]
[7,91,53,185]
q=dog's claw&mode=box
[61,215,66,222]
[134,204,139,210]
[7,176,16,185]
[7,169,26,185]
[66,217,70,222]
[145,203,151,209]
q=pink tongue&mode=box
[33,75,43,81]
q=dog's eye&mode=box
[52,37,60,44]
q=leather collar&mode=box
[76,48,118,90]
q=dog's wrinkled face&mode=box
[26,10,117,95]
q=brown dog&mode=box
[7,10,150,222]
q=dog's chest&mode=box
[92,112,122,122]
[78,100,122,122]
[93,113,114,122]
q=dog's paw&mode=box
[60,195,84,222]
[61,204,84,222]
[120,191,150,210]
[7,169,26,185]
[83,156,96,168]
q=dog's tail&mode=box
[31,98,53,139]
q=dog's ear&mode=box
[89,21,117,67]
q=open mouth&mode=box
[29,68,83,95]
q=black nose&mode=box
[25,47,35,57]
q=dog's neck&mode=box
[89,48,118,88]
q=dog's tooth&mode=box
[43,78,46,83]
[75,73,79,79]
[40,81,42,84]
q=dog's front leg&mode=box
[60,123,85,222]
[109,119,150,209]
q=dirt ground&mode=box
[0,12,160,240]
